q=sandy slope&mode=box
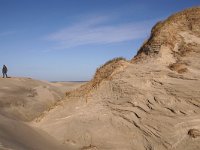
[32,7,200,150]
[0,77,84,150]
[0,114,73,150]
[0,7,200,150]
[32,62,200,150]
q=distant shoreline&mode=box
[51,81,88,83]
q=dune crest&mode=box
[0,7,199,150]
[33,7,200,150]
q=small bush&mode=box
[169,62,188,74]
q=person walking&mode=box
[2,65,8,78]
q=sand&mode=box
[32,7,200,150]
[0,7,200,150]
[0,77,84,150]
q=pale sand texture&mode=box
[0,7,200,150]
[0,77,84,150]
[32,7,200,150]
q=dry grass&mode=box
[169,63,188,74]
[94,57,127,83]
[97,57,126,69]
[132,7,200,63]
[66,57,128,98]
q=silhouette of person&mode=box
[2,65,8,78]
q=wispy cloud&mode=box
[45,15,156,49]
[0,31,16,37]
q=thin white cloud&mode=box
[0,31,16,37]
[45,16,156,49]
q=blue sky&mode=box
[0,0,199,81]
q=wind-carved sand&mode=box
[1,7,200,150]
[0,77,84,150]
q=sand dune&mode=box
[32,7,200,150]
[0,77,84,150]
[0,114,74,150]
[0,7,200,150]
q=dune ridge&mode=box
[0,7,200,150]
[33,7,200,150]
